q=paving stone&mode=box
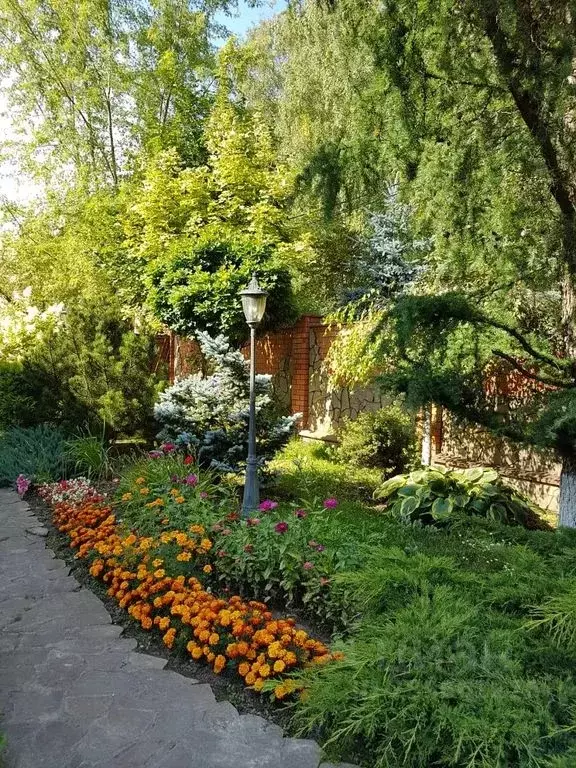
[0,489,356,768]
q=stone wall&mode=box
[307,324,388,435]
[431,407,560,515]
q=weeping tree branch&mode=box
[491,349,575,389]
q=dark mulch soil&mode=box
[27,491,298,732]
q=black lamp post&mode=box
[239,275,268,516]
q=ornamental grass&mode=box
[42,482,339,699]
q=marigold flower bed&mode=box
[41,481,338,699]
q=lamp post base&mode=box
[242,457,260,516]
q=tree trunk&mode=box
[559,455,576,527]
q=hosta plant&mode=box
[374,467,550,529]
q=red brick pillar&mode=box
[290,315,323,430]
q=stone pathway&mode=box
[0,490,354,768]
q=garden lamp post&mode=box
[240,275,268,516]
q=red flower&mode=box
[184,455,194,465]
[275,522,289,534]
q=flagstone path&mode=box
[0,489,354,768]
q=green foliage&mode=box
[64,431,113,481]
[15,301,165,437]
[146,238,295,343]
[0,363,35,429]
[270,438,382,504]
[336,404,416,474]
[0,426,67,486]
[292,588,576,768]
[375,467,549,529]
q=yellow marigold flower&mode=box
[170,488,180,496]
[253,678,264,692]
[121,493,133,502]
[190,524,205,534]
[273,660,286,673]
[274,684,288,700]
[259,664,271,679]
[199,630,210,643]
[175,496,185,504]
[176,551,192,562]
[140,488,150,495]
[284,651,297,666]
[245,671,256,685]
[135,477,146,484]
[175,532,188,546]
[200,538,212,551]
[154,569,165,579]
[152,558,163,568]
[158,617,170,631]
[203,564,212,574]
[209,632,219,646]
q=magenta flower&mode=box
[162,443,176,453]
[323,497,338,509]
[148,450,163,459]
[185,474,198,486]
[16,474,31,497]
[170,474,180,483]
[294,508,307,519]
[303,561,314,570]
[258,499,278,512]
[275,521,289,534]
[316,544,325,552]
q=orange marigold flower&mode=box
[208,632,219,646]
[200,538,212,551]
[245,671,256,686]
[140,487,150,495]
[253,678,264,692]
[121,493,133,502]
[135,477,145,484]
[176,551,192,562]
[259,664,271,678]
[213,655,226,674]
[238,662,250,677]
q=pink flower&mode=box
[275,521,289,534]
[148,450,163,459]
[258,499,278,512]
[185,474,198,486]
[294,508,307,519]
[323,497,338,509]
[200,492,209,499]
[303,561,314,570]
[16,475,31,497]
[162,443,176,453]
[316,544,325,552]
[320,576,331,586]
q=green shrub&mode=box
[336,404,416,474]
[375,466,550,529]
[0,425,68,486]
[0,362,35,428]
[292,587,576,768]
